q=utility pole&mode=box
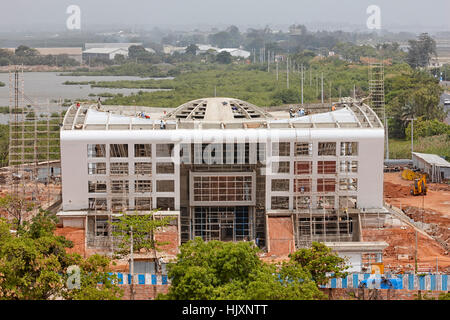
[353,84,356,100]
[309,68,312,86]
[276,60,279,81]
[407,117,417,160]
[267,50,270,72]
[385,118,390,159]
[301,64,304,105]
[329,81,332,104]
[321,72,324,103]
[287,57,289,89]
[415,230,418,274]
[130,226,134,300]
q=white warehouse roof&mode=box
[412,152,450,167]
[83,48,128,54]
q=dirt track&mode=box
[379,173,450,272]
[384,172,450,214]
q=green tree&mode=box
[439,292,450,300]
[405,117,450,140]
[14,45,39,57]
[128,45,160,64]
[208,26,242,48]
[407,33,437,69]
[185,44,199,56]
[158,238,328,300]
[0,194,35,228]
[288,242,349,286]
[0,49,13,59]
[113,54,126,65]
[386,69,444,138]
[111,211,173,268]
[112,211,173,299]
[0,212,122,300]
[128,45,148,59]
[216,51,232,64]
[272,88,299,104]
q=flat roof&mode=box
[324,241,389,252]
[413,152,450,168]
[83,48,128,54]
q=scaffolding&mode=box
[294,141,354,248]
[369,60,388,160]
[6,68,62,224]
[368,60,386,125]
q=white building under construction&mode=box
[57,97,388,270]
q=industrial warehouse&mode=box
[56,97,390,271]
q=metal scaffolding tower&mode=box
[7,67,62,224]
[368,60,387,158]
[368,60,386,124]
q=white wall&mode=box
[61,135,89,211]
[62,217,85,228]
[61,127,384,212]
[338,252,362,273]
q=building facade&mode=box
[58,97,386,256]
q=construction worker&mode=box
[331,105,336,111]
[289,107,294,118]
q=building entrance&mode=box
[192,206,251,242]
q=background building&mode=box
[412,152,450,183]
[82,47,129,62]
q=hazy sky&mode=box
[0,0,449,32]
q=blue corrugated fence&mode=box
[115,273,170,285]
[325,273,449,291]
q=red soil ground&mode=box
[377,172,450,272]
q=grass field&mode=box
[389,134,450,160]
[98,62,378,108]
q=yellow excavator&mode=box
[401,168,422,181]
[411,174,427,196]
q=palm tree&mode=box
[400,100,416,128]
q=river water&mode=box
[0,72,172,124]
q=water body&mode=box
[0,72,172,120]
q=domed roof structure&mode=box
[163,97,272,121]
